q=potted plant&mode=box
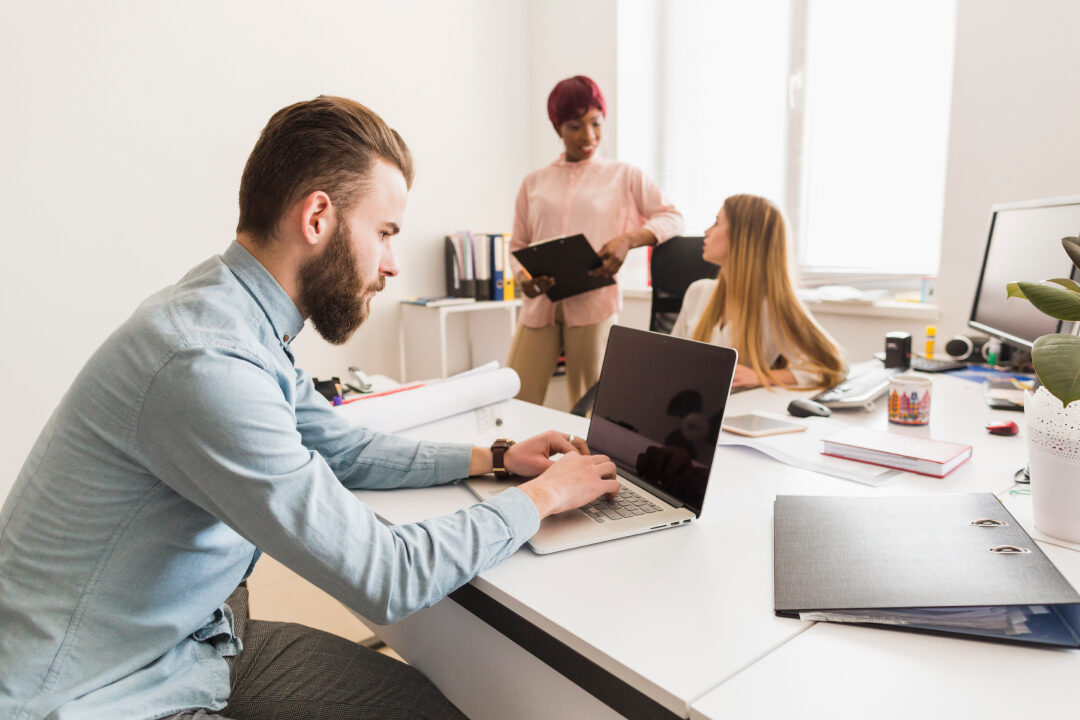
[1006,236,1080,542]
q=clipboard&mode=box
[511,234,616,302]
[774,493,1080,647]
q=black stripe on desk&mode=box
[449,583,680,720]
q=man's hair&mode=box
[237,95,414,240]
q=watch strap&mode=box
[491,438,516,479]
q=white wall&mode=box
[0,0,534,501]
[935,0,1080,341]
[527,0,619,169]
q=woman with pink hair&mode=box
[507,75,683,407]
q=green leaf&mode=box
[1049,277,1080,293]
[1064,237,1080,272]
[1006,282,1027,300]
[1016,281,1080,321]
[1032,334,1080,408]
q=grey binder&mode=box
[774,493,1080,647]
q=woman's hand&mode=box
[591,234,634,278]
[731,364,763,389]
[517,271,556,298]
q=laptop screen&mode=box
[586,327,737,516]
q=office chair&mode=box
[648,236,719,334]
[570,237,719,417]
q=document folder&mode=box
[774,493,1080,648]
[511,234,615,302]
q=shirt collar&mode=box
[552,152,603,168]
[222,240,306,346]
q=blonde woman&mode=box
[672,194,846,390]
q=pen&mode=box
[337,382,425,404]
[924,325,936,360]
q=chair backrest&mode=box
[649,236,719,334]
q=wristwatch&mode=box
[491,438,516,479]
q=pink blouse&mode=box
[510,154,683,328]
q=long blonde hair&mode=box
[692,194,845,390]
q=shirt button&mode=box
[283,334,290,342]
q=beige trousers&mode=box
[507,307,616,407]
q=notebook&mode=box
[774,494,1080,647]
[510,234,616,301]
[821,427,972,477]
[466,326,738,553]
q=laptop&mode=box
[466,326,738,553]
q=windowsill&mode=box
[623,288,936,321]
[803,299,940,321]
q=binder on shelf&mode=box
[774,493,1080,648]
[511,233,615,302]
[821,427,972,477]
[502,233,515,300]
[468,231,492,301]
[490,233,505,301]
[444,234,475,299]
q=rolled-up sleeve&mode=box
[630,167,684,244]
[135,347,540,624]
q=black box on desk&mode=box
[884,331,911,369]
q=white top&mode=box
[671,278,818,386]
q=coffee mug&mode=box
[888,373,931,425]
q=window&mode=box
[621,0,956,280]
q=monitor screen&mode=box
[969,198,1080,348]
[586,327,737,516]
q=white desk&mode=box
[351,374,1069,720]
[397,300,521,381]
[689,516,1080,720]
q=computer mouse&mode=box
[986,420,1019,436]
[787,398,832,418]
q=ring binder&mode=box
[988,545,1031,554]
[774,493,1080,647]
[971,518,1007,527]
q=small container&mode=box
[888,373,932,425]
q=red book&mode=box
[821,427,972,477]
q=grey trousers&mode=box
[164,586,467,720]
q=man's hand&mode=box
[517,271,556,298]
[504,430,591,477]
[518,451,619,518]
[590,234,633,278]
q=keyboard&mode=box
[811,366,901,408]
[581,485,662,523]
[910,356,967,372]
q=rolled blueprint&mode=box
[336,366,521,433]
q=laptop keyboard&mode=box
[582,486,662,523]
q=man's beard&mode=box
[297,221,385,346]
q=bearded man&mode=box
[0,96,618,720]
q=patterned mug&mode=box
[887,373,932,425]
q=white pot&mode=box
[1024,387,1080,543]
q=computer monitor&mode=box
[968,196,1080,350]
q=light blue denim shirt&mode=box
[0,242,540,720]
